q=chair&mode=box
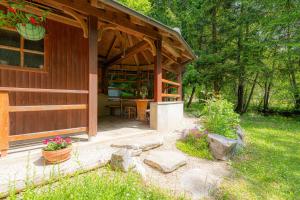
[124,106,137,119]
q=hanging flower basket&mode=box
[16,23,45,41]
[0,0,47,41]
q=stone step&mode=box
[111,134,164,152]
[144,150,187,173]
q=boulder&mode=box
[236,125,245,147]
[144,150,187,173]
[110,149,146,178]
[111,135,163,151]
[110,149,136,172]
[207,134,237,160]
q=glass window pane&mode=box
[0,49,20,66]
[24,53,44,69]
[0,29,20,47]
[24,39,44,52]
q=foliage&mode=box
[117,0,152,15]
[43,136,72,151]
[176,129,213,160]
[118,0,300,113]
[0,0,47,28]
[10,168,183,200]
[202,98,240,139]
[215,114,300,200]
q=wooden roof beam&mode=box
[127,35,140,66]
[37,0,161,40]
[106,40,148,66]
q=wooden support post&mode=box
[178,71,183,101]
[0,92,9,157]
[154,39,162,102]
[88,15,98,138]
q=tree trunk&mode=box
[187,86,196,108]
[263,80,272,113]
[243,72,259,113]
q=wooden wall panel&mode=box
[0,20,89,135]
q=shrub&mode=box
[176,128,213,160]
[202,98,240,139]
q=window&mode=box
[0,28,45,71]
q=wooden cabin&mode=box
[0,0,195,157]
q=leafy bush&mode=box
[202,98,240,139]
[176,128,213,160]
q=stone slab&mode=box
[144,150,186,173]
[111,135,163,151]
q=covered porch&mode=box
[0,0,195,157]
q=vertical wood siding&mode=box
[0,20,89,135]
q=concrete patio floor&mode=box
[0,117,157,197]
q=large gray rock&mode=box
[111,135,163,151]
[207,134,237,160]
[236,125,245,147]
[180,168,220,199]
[144,150,187,173]
[110,149,146,178]
[110,149,136,172]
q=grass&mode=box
[215,114,300,200]
[176,135,213,160]
[8,168,185,200]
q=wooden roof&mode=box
[9,0,196,70]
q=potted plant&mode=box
[42,136,72,164]
[140,86,148,99]
[0,0,47,40]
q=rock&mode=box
[207,134,237,161]
[110,149,136,172]
[144,150,187,173]
[236,125,245,147]
[180,168,220,199]
[111,135,163,151]
[110,149,146,178]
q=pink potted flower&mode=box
[42,136,72,164]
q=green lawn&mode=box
[216,114,300,200]
[9,168,184,200]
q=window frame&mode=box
[0,27,47,73]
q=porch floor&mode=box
[7,116,154,156]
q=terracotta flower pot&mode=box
[42,146,72,164]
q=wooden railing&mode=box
[161,71,182,101]
[0,87,89,157]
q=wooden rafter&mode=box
[127,35,140,66]
[106,40,148,66]
[37,0,161,39]
[141,51,152,65]
[62,6,88,38]
[143,36,156,56]
[98,24,117,42]
[106,34,118,59]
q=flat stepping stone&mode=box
[180,168,220,199]
[111,135,163,151]
[144,150,187,173]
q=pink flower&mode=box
[54,136,62,141]
[65,138,72,144]
[42,139,49,145]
